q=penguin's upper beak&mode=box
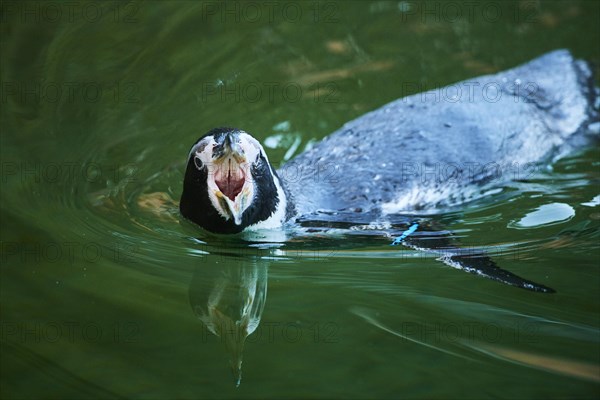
[210,134,254,225]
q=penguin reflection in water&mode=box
[181,50,599,293]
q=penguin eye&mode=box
[194,156,203,170]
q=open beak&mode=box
[210,135,253,225]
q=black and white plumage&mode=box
[180,50,599,292]
[281,50,598,216]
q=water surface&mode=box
[1,1,599,398]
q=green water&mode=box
[1,0,599,398]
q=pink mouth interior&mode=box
[215,166,245,201]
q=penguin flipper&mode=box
[400,231,555,293]
[441,251,555,293]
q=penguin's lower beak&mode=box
[214,156,246,202]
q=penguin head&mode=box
[180,127,288,234]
